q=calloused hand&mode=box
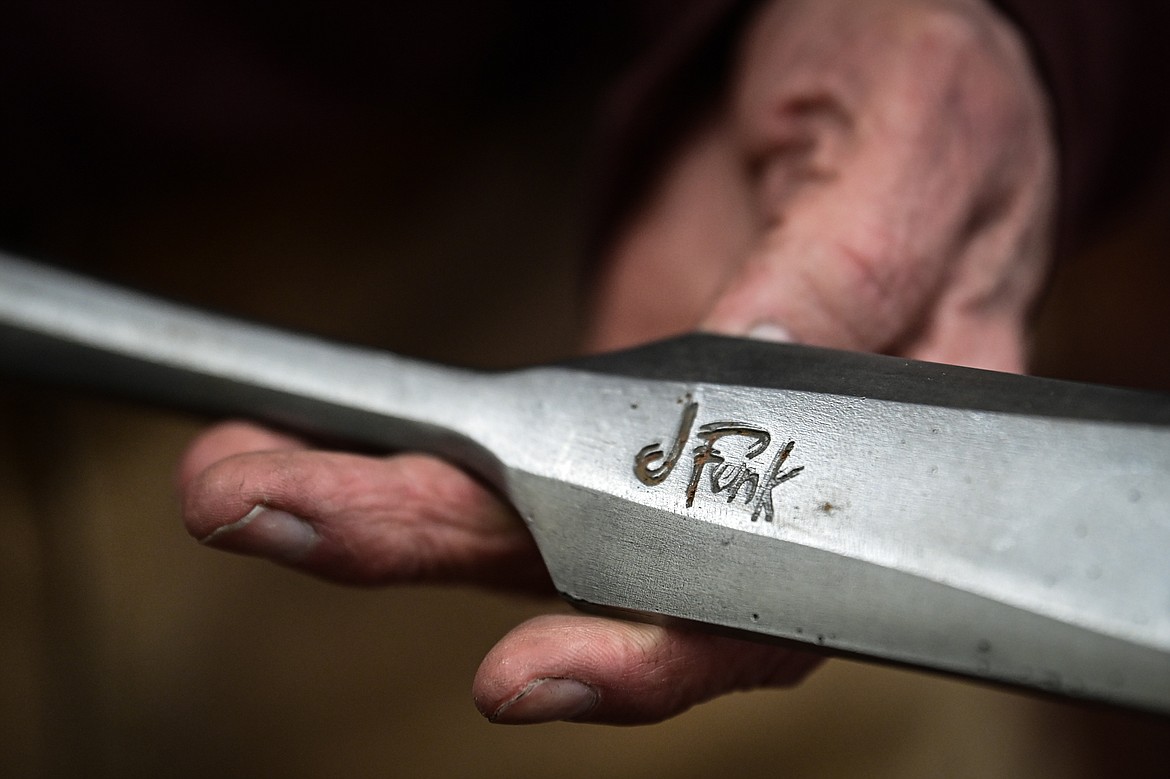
[179,0,1056,725]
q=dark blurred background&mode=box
[2,2,1168,777]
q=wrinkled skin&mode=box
[178,0,1056,725]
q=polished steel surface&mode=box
[1,251,1168,714]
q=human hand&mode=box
[590,0,1055,372]
[179,0,1056,725]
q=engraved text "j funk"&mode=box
[634,402,803,522]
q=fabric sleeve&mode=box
[991,0,1170,249]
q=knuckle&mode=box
[893,3,1043,127]
[903,4,987,54]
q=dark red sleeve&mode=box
[991,1,1170,249]
[586,0,753,262]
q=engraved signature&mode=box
[634,402,803,522]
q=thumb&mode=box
[698,173,1047,373]
[700,0,1055,370]
[473,614,820,725]
[697,210,945,353]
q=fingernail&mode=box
[745,322,795,343]
[199,505,319,563]
[489,678,598,725]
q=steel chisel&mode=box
[1,251,1168,714]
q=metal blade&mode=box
[1,251,1168,714]
[489,341,1170,714]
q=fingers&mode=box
[590,0,1056,373]
[180,428,821,726]
[699,0,1055,370]
[179,422,550,591]
[474,614,821,725]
